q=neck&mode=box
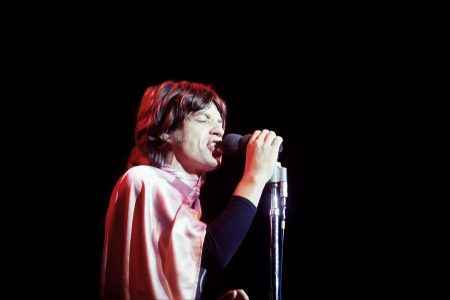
[163,153,202,177]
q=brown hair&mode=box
[127,80,227,168]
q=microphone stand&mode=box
[270,163,287,300]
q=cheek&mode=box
[170,130,187,147]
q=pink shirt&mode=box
[101,165,206,300]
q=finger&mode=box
[235,289,249,300]
[217,290,236,300]
[263,130,277,145]
[249,130,262,143]
[258,129,270,140]
[272,135,283,150]
[252,129,270,146]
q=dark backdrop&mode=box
[70,73,315,299]
[4,18,400,299]
[20,60,374,299]
[12,59,386,299]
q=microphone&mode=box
[222,133,283,156]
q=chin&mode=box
[206,158,221,171]
[215,156,223,167]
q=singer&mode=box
[100,80,283,300]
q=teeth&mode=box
[209,142,216,147]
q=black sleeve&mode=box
[201,195,257,270]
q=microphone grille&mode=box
[222,134,242,156]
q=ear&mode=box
[159,133,170,142]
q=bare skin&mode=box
[218,289,249,300]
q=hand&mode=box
[244,129,283,185]
[218,289,249,300]
[233,129,283,206]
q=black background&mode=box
[9,51,389,299]
[62,68,318,299]
[87,73,315,299]
[2,10,416,297]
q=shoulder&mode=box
[113,165,169,198]
[120,165,167,186]
[125,165,160,178]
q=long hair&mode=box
[127,80,227,169]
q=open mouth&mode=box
[208,141,223,157]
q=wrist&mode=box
[233,176,266,206]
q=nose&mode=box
[211,121,224,137]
